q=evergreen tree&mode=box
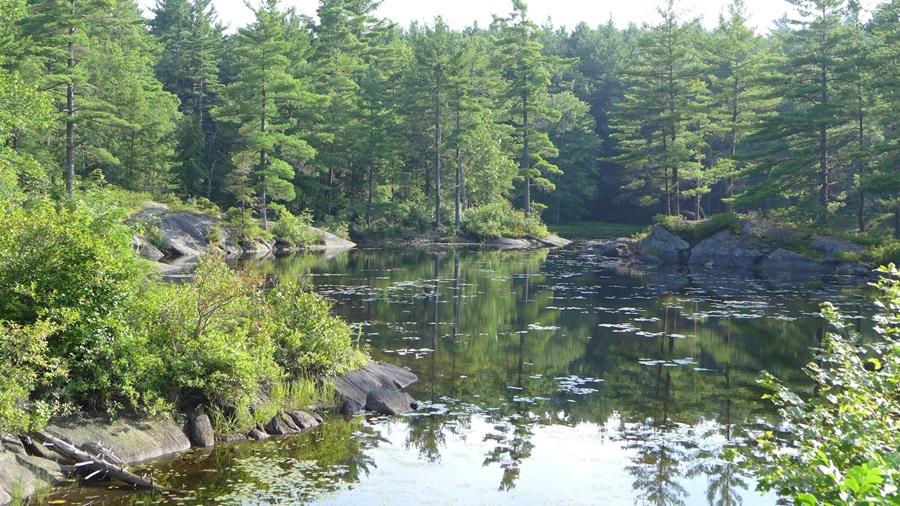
[740,0,853,224]
[213,0,324,228]
[19,0,128,194]
[495,0,563,217]
[611,0,711,217]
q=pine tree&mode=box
[19,0,129,195]
[708,0,777,212]
[741,0,853,224]
[611,0,711,217]
[213,0,323,228]
[868,0,900,238]
[495,0,563,217]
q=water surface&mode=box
[43,247,873,505]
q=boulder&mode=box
[188,409,216,448]
[247,428,269,441]
[592,239,635,258]
[688,230,769,269]
[758,249,829,275]
[137,238,166,261]
[810,236,865,260]
[0,450,66,505]
[264,414,298,436]
[340,399,363,416]
[334,362,418,408]
[45,417,191,464]
[638,226,689,264]
[365,388,418,416]
[836,262,873,278]
[0,435,26,456]
[286,411,320,430]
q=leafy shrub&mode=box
[0,201,150,414]
[321,216,350,240]
[137,257,281,411]
[655,212,741,244]
[224,207,270,243]
[866,241,900,268]
[183,196,221,216]
[461,201,550,240]
[748,265,900,504]
[0,320,66,432]
[264,281,365,378]
[204,225,224,244]
[270,204,318,247]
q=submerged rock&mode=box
[758,248,829,275]
[365,387,418,415]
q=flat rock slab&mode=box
[334,362,418,408]
[45,417,191,464]
[0,450,66,505]
[366,388,418,415]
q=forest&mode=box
[1,0,898,244]
[1,0,900,504]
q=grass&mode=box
[209,377,337,435]
[549,221,645,239]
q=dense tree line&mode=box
[1,0,898,238]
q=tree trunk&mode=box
[818,61,829,224]
[260,85,268,230]
[522,75,531,217]
[65,8,76,196]
[433,76,442,229]
[894,205,900,240]
[455,97,463,229]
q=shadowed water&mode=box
[41,247,874,505]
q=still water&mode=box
[43,246,874,505]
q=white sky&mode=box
[138,0,882,34]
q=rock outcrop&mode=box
[639,227,689,263]
[45,417,191,464]
[366,388,418,415]
[188,409,216,448]
[688,230,769,269]
[335,362,419,416]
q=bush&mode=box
[264,281,364,378]
[654,212,741,244]
[137,258,282,411]
[748,265,900,504]
[0,320,66,432]
[270,204,318,248]
[461,201,550,240]
[0,200,151,414]
[866,241,900,268]
[224,207,270,243]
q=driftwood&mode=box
[35,431,166,492]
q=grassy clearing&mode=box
[549,221,645,239]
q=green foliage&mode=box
[654,212,741,244]
[264,281,364,377]
[549,221,644,239]
[224,207,270,243]
[462,201,550,240]
[866,241,900,268]
[0,320,66,433]
[137,258,281,410]
[0,199,150,414]
[270,204,318,248]
[749,265,900,505]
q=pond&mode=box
[42,246,874,505]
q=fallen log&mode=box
[35,431,166,492]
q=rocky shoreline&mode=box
[588,219,875,282]
[0,362,418,505]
